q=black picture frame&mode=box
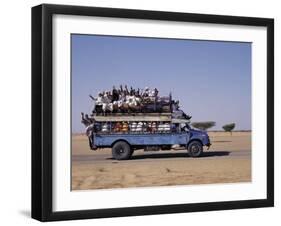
[32,3,274,222]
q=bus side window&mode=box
[180,123,189,132]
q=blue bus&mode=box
[86,118,211,160]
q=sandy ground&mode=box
[72,131,251,190]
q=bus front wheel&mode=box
[188,141,203,157]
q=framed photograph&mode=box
[32,4,274,221]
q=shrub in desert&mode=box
[222,123,236,135]
[191,121,216,131]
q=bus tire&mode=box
[112,141,132,160]
[188,140,203,157]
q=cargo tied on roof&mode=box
[80,85,211,160]
[81,85,192,135]
[88,85,185,115]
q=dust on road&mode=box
[71,132,251,190]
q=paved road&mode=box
[72,149,251,164]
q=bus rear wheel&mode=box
[112,141,132,160]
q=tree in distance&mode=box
[222,123,236,135]
[191,121,216,131]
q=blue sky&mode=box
[72,34,251,132]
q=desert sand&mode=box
[72,131,251,190]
